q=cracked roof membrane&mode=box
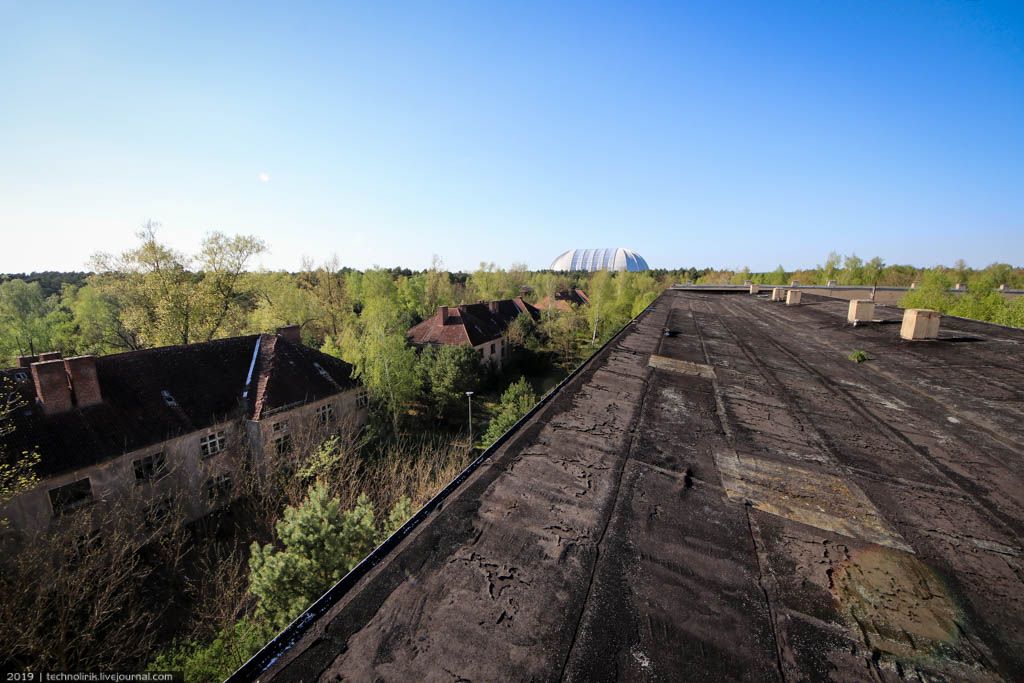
[237,289,1024,682]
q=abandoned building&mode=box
[232,289,1024,682]
[406,297,541,368]
[0,325,367,535]
[534,288,590,313]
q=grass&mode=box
[848,349,870,363]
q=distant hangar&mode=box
[549,248,649,272]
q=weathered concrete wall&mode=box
[2,387,367,535]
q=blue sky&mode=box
[1,0,1021,272]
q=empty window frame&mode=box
[133,452,167,483]
[200,431,227,457]
[316,403,335,425]
[48,478,93,516]
[205,473,233,503]
[13,371,28,382]
[272,420,288,433]
[490,343,496,354]
[356,390,369,408]
[274,433,293,456]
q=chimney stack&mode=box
[31,360,73,415]
[900,309,940,341]
[17,355,39,368]
[38,351,62,362]
[65,356,102,408]
[439,306,449,324]
[276,325,301,344]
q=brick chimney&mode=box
[439,306,449,325]
[17,355,39,368]
[65,356,102,408]
[38,351,63,362]
[276,325,301,344]
[31,359,73,415]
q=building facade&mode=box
[0,325,366,535]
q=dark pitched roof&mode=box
[0,334,357,478]
[407,298,540,347]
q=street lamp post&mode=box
[465,391,474,448]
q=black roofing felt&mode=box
[238,290,1024,682]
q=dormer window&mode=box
[313,362,335,384]
[161,390,178,407]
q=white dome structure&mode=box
[549,248,649,272]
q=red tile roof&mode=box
[535,288,590,312]
[0,333,357,478]
[407,298,540,348]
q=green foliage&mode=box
[89,222,266,347]
[248,483,412,629]
[148,617,274,683]
[341,290,422,430]
[418,344,480,419]
[848,349,870,363]
[0,377,40,519]
[482,378,537,446]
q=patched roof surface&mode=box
[240,289,1024,681]
[0,333,357,478]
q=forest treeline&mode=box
[0,224,668,370]
[687,252,1024,328]
[4,236,1022,372]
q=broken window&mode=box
[48,478,93,516]
[200,431,227,457]
[356,390,369,408]
[205,473,233,504]
[272,420,288,433]
[490,343,495,354]
[316,403,334,425]
[274,433,293,456]
[13,371,27,382]
[133,452,167,483]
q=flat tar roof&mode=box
[240,289,1024,681]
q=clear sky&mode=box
[1,1,1022,273]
